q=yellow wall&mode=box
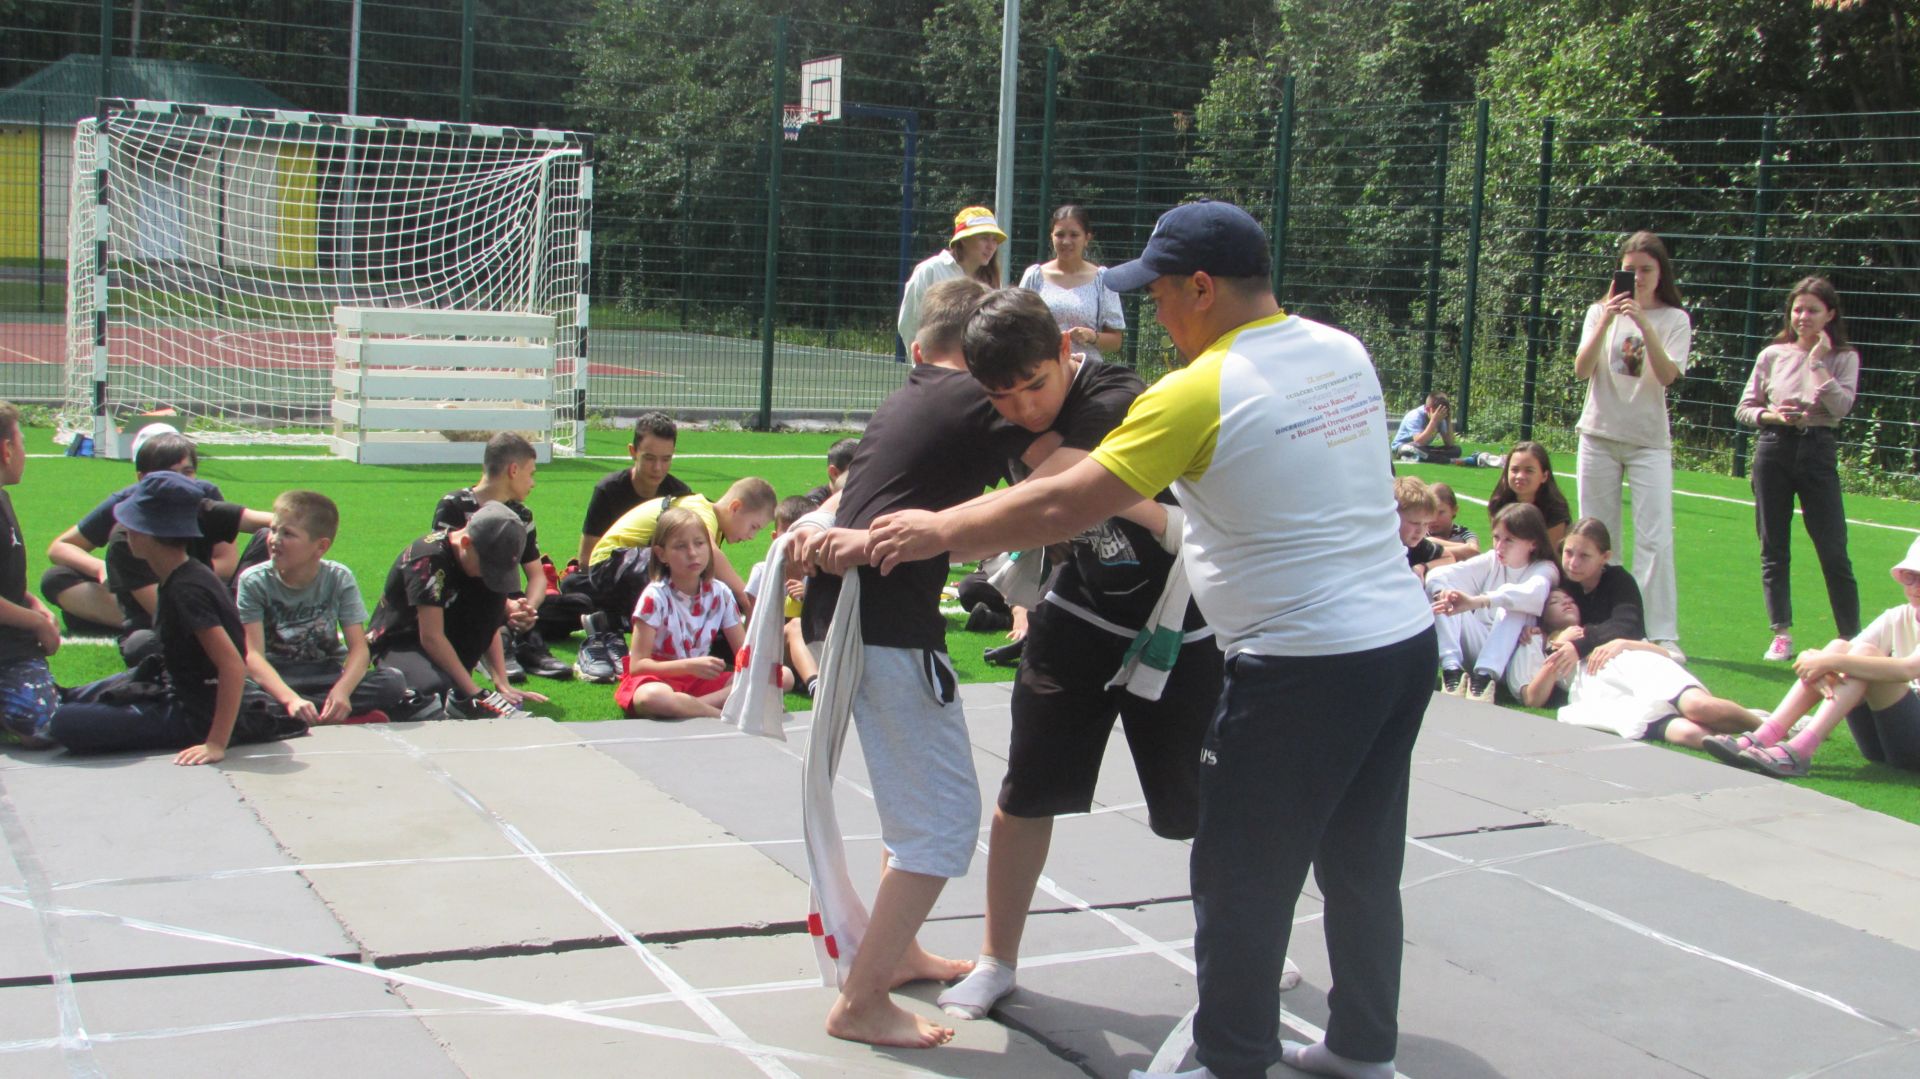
[275,143,318,269]
[0,127,41,260]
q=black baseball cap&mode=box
[1104,200,1273,292]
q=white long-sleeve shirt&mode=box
[1426,550,1558,617]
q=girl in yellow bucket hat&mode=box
[897,205,1007,349]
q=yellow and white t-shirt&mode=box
[1091,312,1432,657]
[589,493,719,567]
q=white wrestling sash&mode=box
[721,531,794,740]
[801,568,868,987]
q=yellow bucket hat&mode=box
[951,206,1008,243]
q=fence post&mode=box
[1269,74,1294,299]
[460,0,476,122]
[1419,104,1450,397]
[757,17,787,431]
[1126,116,1147,369]
[1521,117,1556,441]
[36,96,47,313]
[1036,45,1058,270]
[1457,99,1489,434]
[679,143,693,330]
[99,0,114,102]
[1735,114,1777,479]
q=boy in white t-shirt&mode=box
[1704,536,1920,777]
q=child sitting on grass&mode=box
[48,472,306,764]
[237,491,409,725]
[616,507,791,718]
[1427,482,1480,559]
[365,501,546,720]
[1395,476,1452,580]
[1486,440,1572,552]
[744,494,822,697]
[1428,502,1560,703]
[1704,536,1920,778]
[0,402,61,748]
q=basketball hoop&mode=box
[783,105,819,142]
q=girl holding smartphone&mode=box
[1735,276,1861,660]
[1571,231,1694,656]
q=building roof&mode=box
[0,54,301,127]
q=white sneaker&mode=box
[1280,956,1302,990]
[1763,633,1792,662]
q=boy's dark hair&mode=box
[775,495,817,531]
[274,489,341,542]
[482,432,537,478]
[916,277,991,355]
[1427,390,1452,410]
[631,411,677,446]
[1492,503,1554,565]
[135,432,198,475]
[722,476,778,515]
[826,437,859,472]
[1430,481,1459,511]
[963,288,1062,390]
[0,401,17,444]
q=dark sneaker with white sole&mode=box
[574,611,626,683]
[448,690,533,720]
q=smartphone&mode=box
[1610,270,1636,298]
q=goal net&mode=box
[64,99,591,456]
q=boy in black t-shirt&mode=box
[48,471,307,764]
[0,403,61,748]
[791,279,1054,1050]
[578,412,694,568]
[926,288,1222,1021]
[1396,475,1453,580]
[430,432,570,681]
[369,501,546,720]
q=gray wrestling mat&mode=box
[3,685,1918,1078]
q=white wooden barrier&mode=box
[329,308,556,465]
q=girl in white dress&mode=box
[1017,205,1125,364]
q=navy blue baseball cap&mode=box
[1104,200,1273,292]
[114,470,207,539]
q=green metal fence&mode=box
[2,3,1916,481]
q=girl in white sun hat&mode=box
[896,205,1006,349]
[1703,535,1920,778]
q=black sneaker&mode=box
[514,627,574,680]
[983,639,1025,667]
[1439,667,1467,696]
[501,651,528,684]
[1465,671,1496,703]
[574,612,624,683]
[965,603,1013,634]
[448,690,532,720]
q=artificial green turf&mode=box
[7,424,1916,824]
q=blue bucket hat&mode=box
[1104,200,1273,292]
[113,470,207,539]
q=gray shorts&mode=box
[851,645,979,879]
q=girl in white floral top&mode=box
[1018,205,1126,364]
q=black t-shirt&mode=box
[106,499,247,627]
[803,365,1036,650]
[1038,360,1205,632]
[582,469,694,540]
[0,490,39,665]
[1569,563,1646,657]
[155,557,245,725]
[1405,537,1445,569]
[432,488,540,567]
[366,531,507,670]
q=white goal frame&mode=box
[64,99,592,459]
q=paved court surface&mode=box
[4,685,1919,1078]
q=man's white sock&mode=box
[1281,1040,1395,1079]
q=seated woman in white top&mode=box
[1017,204,1125,364]
[897,206,1005,350]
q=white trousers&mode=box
[1436,606,1532,696]
[1577,432,1679,641]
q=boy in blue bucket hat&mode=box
[48,471,307,764]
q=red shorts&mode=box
[615,667,735,715]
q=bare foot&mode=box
[826,995,955,1049]
[891,942,973,988]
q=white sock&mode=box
[1127,1069,1212,1079]
[1281,1040,1395,1079]
[936,955,1017,1019]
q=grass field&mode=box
[8,422,1919,825]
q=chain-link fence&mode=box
[3,4,1916,481]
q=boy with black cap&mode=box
[48,471,308,764]
[367,501,546,720]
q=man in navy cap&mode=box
[49,471,307,764]
[870,200,1436,1079]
